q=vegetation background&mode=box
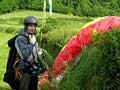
[0,0,120,17]
[0,0,120,90]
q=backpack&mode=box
[3,35,20,89]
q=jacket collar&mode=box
[19,29,29,37]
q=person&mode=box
[15,16,45,90]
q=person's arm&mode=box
[15,35,36,70]
[15,35,35,60]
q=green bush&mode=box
[56,29,120,90]
[93,29,120,90]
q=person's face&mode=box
[26,23,37,34]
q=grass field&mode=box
[0,11,92,33]
[0,33,13,89]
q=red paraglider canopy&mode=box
[52,16,120,77]
[39,16,120,86]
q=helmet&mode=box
[24,16,38,26]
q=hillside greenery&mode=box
[0,0,120,17]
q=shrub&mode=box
[93,29,120,90]
[57,29,120,90]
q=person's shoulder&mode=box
[17,28,28,39]
[15,34,28,42]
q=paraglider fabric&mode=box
[52,16,120,77]
[40,16,120,85]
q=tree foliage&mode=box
[0,0,120,17]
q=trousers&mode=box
[19,73,38,90]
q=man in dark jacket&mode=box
[15,16,44,90]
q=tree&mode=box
[0,0,18,13]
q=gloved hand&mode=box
[15,68,24,80]
[38,48,43,56]
[29,34,36,44]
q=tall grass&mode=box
[57,45,102,90]
[57,29,120,90]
